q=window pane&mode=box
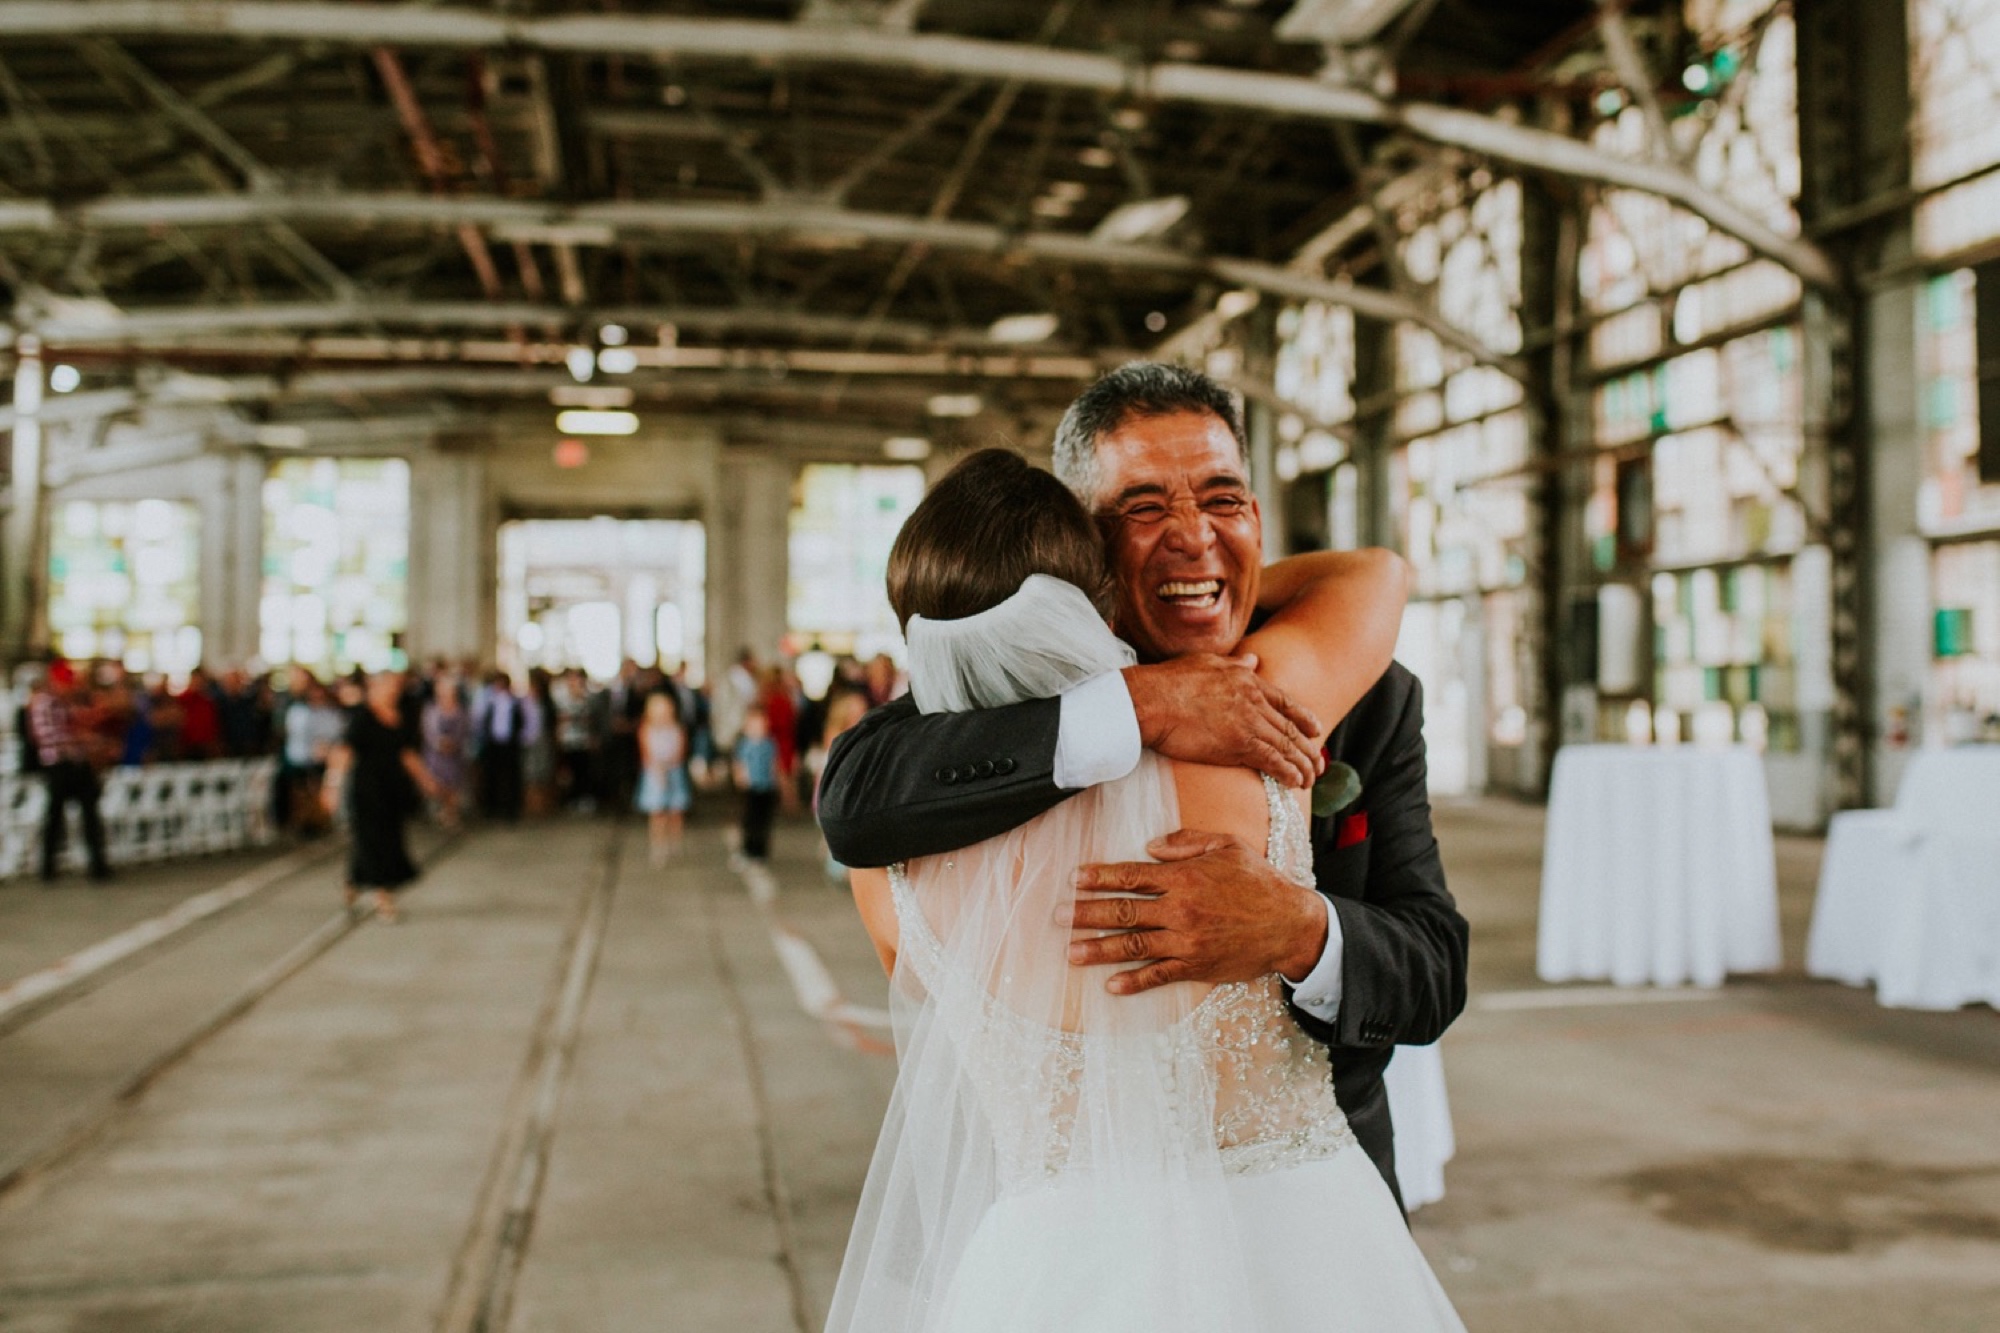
[261,458,409,674]
[788,464,926,660]
[48,499,200,676]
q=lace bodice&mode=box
[889,773,1353,1192]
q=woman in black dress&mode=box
[324,670,440,922]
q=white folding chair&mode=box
[240,758,279,845]
[96,766,145,864]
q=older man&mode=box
[27,659,113,883]
[819,362,1467,1207]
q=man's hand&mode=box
[1123,655,1322,788]
[1065,830,1330,994]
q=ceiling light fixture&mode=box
[1091,194,1190,244]
[599,324,628,346]
[550,385,634,408]
[254,424,310,450]
[597,347,639,374]
[988,312,1060,344]
[555,409,640,436]
[1215,289,1260,320]
[565,346,596,382]
[49,364,81,393]
[927,393,983,417]
[883,436,932,461]
[1078,145,1116,169]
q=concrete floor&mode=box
[0,801,1994,1331]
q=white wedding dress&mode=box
[825,576,1464,1333]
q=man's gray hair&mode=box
[1050,361,1248,506]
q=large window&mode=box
[1932,539,2000,742]
[1382,177,1535,789]
[1274,301,1361,546]
[1918,269,2000,535]
[788,464,925,659]
[1650,559,1818,751]
[48,499,201,675]
[1912,0,2000,257]
[260,459,409,674]
[497,518,706,682]
[1581,3,1802,371]
[1577,0,1817,753]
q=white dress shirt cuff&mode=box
[1052,670,1143,790]
[1283,895,1346,1023]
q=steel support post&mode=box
[1796,0,1911,812]
[3,338,46,665]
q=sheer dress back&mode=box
[886,767,1354,1194]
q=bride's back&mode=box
[893,745,1351,1189]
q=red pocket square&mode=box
[1335,810,1368,849]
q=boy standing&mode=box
[733,704,780,862]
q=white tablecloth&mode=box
[1807,747,2000,1010]
[1383,1043,1454,1211]
[1537,745,1781,987]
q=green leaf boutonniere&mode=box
[1310,760,1363,818]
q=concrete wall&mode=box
[483,418,717,519]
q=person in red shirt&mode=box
[759,665,800,811]
[27,659,112,882]
[175,667,223,760]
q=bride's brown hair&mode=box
[887,448,1110,631]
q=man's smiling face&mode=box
[1092,409,1263,663]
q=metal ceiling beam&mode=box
[370,46,504,300]
[27,333,1109,381]
[0,191,1524,376]
[0,0,1841,287]
[0,365,1062,435]
[14,298,1104,356]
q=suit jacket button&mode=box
[995,756,1016,775]
[937,767,959,785]
[973,759,996,779]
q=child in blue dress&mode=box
[636,690,690,865]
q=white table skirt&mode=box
[1383,1043,1454,1212]
[1537,745,1781,988]
[1805,809,1903,986]
[1806,747,2000,1010]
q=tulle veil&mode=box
[825,574,1257,1333]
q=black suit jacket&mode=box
[817,662,1469,1205]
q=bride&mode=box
[828,449,1465,1332]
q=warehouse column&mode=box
[407,452,495,666]
[707,453,792,689]
[3,339,47,664]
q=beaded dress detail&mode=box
[887,769,1353,1193]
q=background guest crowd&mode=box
[8,646,904,880]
